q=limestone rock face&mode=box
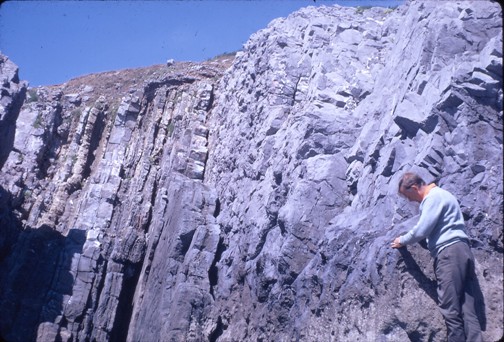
[205,2,502,341]
[0,59,231,341]
[0,1,502,341]
[0,54,26,171]
[0,55,27,316]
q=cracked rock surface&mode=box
[0,1,502,341]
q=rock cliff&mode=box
[0,1,502,341]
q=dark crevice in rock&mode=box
[36,104,64,181]
[91,254,108,311]
[178,230,196,258]
[257,277,277,303]
[206,86,216,112]
[319,252,328,266]
[209,237,226,299]
[462,211,472,222]
[0,186,22,264]
[292,76,302,102]
[150,122,162,160]
[406,328,427,341]
[110,261,143,342]
[208,315,225,342]
[82,109,106,180]
[273,171,283,186]
[278,219,287,236]
[143,178,158,233]
[381,148,396,177]
[489,239,504,253]
[213,198,221,218]
[367,139,384,173]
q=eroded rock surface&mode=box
[0,55,26,172]
[0,58,231,341]
[0,1,502,341]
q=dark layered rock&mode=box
[0,1,502,341]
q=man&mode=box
[391,172,482,342]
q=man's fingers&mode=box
[390,237,402,248]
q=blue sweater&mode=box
[399,186,469,257]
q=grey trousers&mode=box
[434,241,483,342]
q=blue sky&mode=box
[0,0,404,87]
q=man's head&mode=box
[398,172,426,202]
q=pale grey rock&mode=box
[0,54,27,170]
[205,2,502,341]
[64,93,81,105]
[82,85,94,93]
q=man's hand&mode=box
[391,237,403,249]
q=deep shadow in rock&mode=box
[470,256,487,331]
[110,260,144,342]
[0,186,86,342]
[399,247,437,302]
[399,247,487,332]
[0,186,22,265]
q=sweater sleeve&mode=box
[399,194,444,246]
